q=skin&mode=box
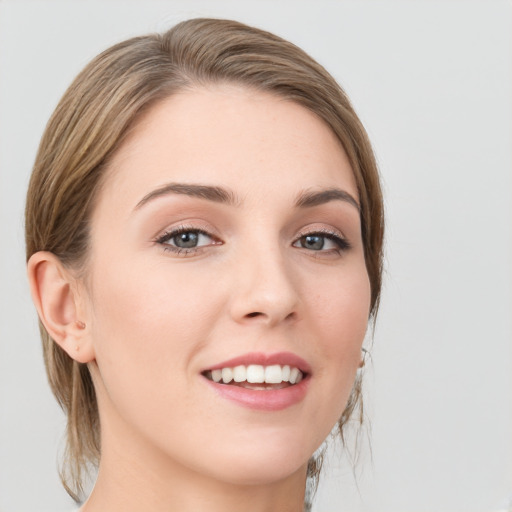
[29,85,371,512]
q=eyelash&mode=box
[294,228,351,254]
[155,225,351,256]
[155,225,217,256]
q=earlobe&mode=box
[27,251,95,363]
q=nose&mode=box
[229,244,300,327]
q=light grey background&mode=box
[1,1,511,511]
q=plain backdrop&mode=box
[0,1,511,511]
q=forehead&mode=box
[98,85,357,213]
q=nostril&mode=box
[246,312,263,318]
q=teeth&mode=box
[265,364,283,384]
[233,365,246,382]
[221,367,233,384]
[289,367,299,385]
[207,364,304,385]
[247,364,265,383]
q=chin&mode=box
[207,457,308,487]
[189,432,316,487]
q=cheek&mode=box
[308,263,371,356]
[92,255,218,332]
[85,256,233,466]
[87,257,223,394]
[302,264,370,430]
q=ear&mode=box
[27,251,95,363]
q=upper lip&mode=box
[203,351,312,375]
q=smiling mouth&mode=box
[202,364,305,390]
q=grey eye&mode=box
[299,235,325,250]
[293,232,349,252]
[158,229,215,251]
[173,231,200,248]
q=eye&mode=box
[293,230,350,252]
[156,226,219,254]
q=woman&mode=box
[25,18,383,511]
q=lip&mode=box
[203,351,312,374]
[201,351,311,411]
[203,375,310,411]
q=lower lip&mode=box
[203,376,309,411]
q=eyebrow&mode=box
[294,188,360,211]
[134,182,359,212]
[135,182,240,210]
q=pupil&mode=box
[174,232,198,248]
[303,235,324,250]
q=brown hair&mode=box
[25,17,384,502]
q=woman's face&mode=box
[83,85,371,485]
